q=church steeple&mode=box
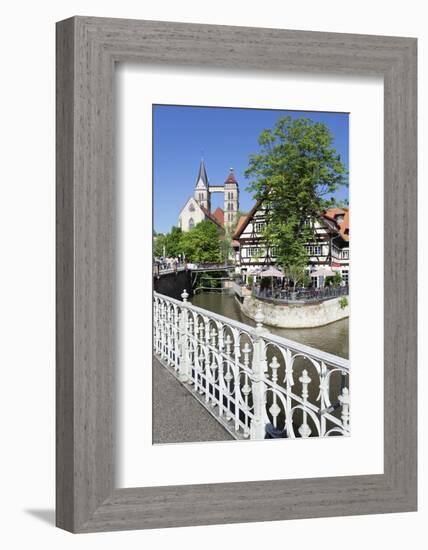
[224,168,239,227]
[195,158,209,188]
[194,159,210,210]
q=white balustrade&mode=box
[153,290,350,440]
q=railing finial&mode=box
[181,289,189,302]
[255,304,264,333]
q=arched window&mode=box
[188,218,195,230]
[189,203,195,212]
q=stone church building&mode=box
[178,159,239,232]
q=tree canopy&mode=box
[180,220,222,263]
[245,116,348,268]
[154,220,222,263]
[153,226,183,258]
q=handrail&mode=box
[153,291,349,370]
[153,291,350,440]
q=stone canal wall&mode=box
[240,294,349,328]
[154,269,193,300]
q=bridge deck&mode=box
[153,356,233,444]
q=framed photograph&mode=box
[56,17,417,532]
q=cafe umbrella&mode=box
[309,266,336,288]
[260,267,284,296]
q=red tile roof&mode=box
[324,207,347,221]
[232,203,349,242]
[323,207,349,242]
[339,211,349,242]
[212,207,224,226]
[225,170,237,184]
[200,205,224,229]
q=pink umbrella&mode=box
[260,267,284,295]
[310,267,335,278]
[259,267,284,277]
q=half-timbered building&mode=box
[232,202,349,285]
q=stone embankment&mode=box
[239,294,349,328]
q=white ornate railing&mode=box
[153,290,350,440]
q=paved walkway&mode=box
[153,356,233,444]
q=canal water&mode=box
[192,291,349,359]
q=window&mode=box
[255,222,265,233]
[189,203,195,212]
[188,218,194,230]
[342,270,349,284]
[246,246,263,258]
[342,249,349,259]
[306,244,321,256]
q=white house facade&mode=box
[232,202,349,286]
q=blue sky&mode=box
[153,105,349,234]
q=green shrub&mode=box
[339,297,348,309]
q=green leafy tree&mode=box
[219,213,248,263]
[245,116,348,268]
[220,226,234,264]
[283,264,307,289]
[164,226,183,257]
[153,232,167,257]
[325,272,342,287]
[180,220,222,263]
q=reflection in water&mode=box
[192,292,349,359]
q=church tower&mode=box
[223,168,239,228]
[194,159,210,211]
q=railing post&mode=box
[179,289,191,382]
[298,369,312,438]
[250,305,268,440]
[338,386,350,433]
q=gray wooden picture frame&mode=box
[56,16,417,533]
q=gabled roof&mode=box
[212,207,224,226]
[232,200,264,239]
[325,207,346,217]
[232,200,350,243]
[178,196,203,217]
[339,211,349,242]
[200,205,224,230]
[195,159,209,188]
[324,207,346,223]
[324,207,349,242]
